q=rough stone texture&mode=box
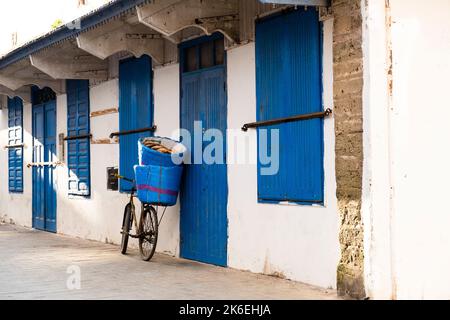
[332,0,366,299]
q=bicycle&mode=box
[116,174,160,261]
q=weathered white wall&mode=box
[153,64,181,256]
[0,102,33,227]
[55,80,127,244]
[0,66,181,257]
[226,19,340,289]
[363,0,450,300]
[361,0,395,299]
[0,21,339,290]
[389,0,450,300]
[57,70,181,256]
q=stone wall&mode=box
[332,0,365,299]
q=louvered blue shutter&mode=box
[255,8,324,204]
[8,97,23,193]
[119,55,153,193]
[66,80,91,196]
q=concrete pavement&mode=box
[0,223,339,300]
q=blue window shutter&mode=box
[119,55,153,192]
[8,97,23,193]
[255,8,324,204]
[66,80,91,196]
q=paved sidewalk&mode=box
[0,223,338,300]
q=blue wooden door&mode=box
[180,35,228,267]
[32,91,57,233]
[119,55,153,192]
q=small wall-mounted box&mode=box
[107,167,119,191]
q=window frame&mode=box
[180,32,226,75]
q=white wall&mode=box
[0,102,33,227]
[226,19,340,289]
[55,80,127,244]
[0,21,340,290]
[153,64,181,256]
[363,0,450,299]
[390,0,450,300]
[57,69,181,255]
[361,0,395,299]
[0,67,181,257]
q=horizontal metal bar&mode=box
[110,125,157,139]
[27,161,63,168]
[64,134,92,141]
[4,143,25,149]
[241,108,332,132]
[115,174,134,184]
[259,198,323,204]
[258,0,330,6]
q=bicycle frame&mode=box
[117,173,159,261]
[117,174,141,239]
[117,173,167,236]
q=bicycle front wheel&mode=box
[139,205,158,261]
[121,203,132,255]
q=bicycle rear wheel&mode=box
[121,203,133,255]
[139,205,158,261]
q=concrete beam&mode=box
[0,95,7,109]
[137,0,239,44]
[76,20,175,64]
[0,58,65,94]
[0,85,31,104]
[0,74,64,95]
[30,49,108,81]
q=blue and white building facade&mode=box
[1,0,450,300]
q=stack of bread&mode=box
[142,138,173,154]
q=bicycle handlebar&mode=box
[115,174,134,184]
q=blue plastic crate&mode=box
[138,137,186,167]
[134,164,184,206]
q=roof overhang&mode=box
[0,0,240,73]
[0,0,150,69]
[0,0,328,103]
